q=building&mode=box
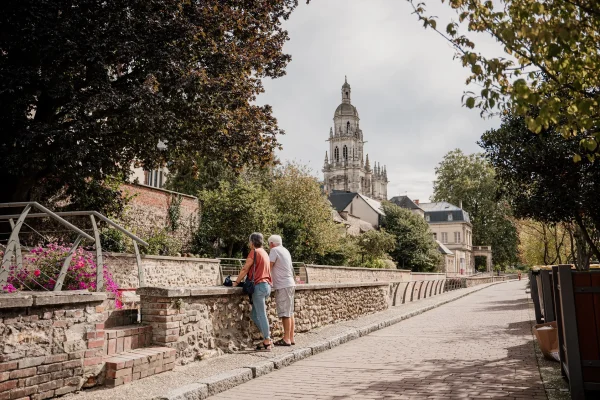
[389,195,424,218]
[323,77,388,201]
[131,164,170,189]
[418,201,474,275]
[328,190,384,231]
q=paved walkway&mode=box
[212,281,545,400]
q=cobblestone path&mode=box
[212,281,546,400]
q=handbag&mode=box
[223,275,233,287]
[242,250,257,295]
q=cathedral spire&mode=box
[329,127,333,138]
[341,76,351,104]
[365,154,371,172]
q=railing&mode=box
[388,278,464,306]
[0,203,148,292]
[218,258,308,284]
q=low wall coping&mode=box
[0,290,106,309]
[410,272,446,275]
[137,282,389,298]
[106,253,220,263]
[305,265,411,273]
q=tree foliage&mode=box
[432,149,518,267]
[516,220,573,267]
[0,0,299,212]
[480,113,600,269]
[409,0,600,156]
[269,163,340,263]
[381,202,442,272]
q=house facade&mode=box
[328,190,384,232]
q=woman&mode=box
[234,232,273,350]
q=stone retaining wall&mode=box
[305,265,411,284]
[465,275,516,287]
[106,254,221,289]
[410,272,446,281]
[0,291,107,399]
[137,283,390,364]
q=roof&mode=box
[328,191,357,213]
[436,241,454,255]
[389,195,421,210]
[420,202,471,223]
[335,103,358,117]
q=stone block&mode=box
[245,360,274,378]
[292,348,312,361]
[37,363,62,374]
[18,357,45,369]
[199,368,252,396]
[43,354,68,365]
[0,294,33,308]
[38,379,63,392]
[55,384,78,395]
[270,353,296,369]
[136,288,191,298]
[358,323,380,336]
[153,383,209,400]
[31,390,55,400]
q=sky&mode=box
[257,0,505,202]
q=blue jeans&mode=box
[251,282,271,340]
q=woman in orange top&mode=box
[234,232,273,350]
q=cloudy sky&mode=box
[257,0,504,202]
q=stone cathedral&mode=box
[323,78,388,201]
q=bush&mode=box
[1,243,122,308]
[100,228,127,253]
[141,229,183,256]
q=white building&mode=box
[323,78,388,201]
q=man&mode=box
[268,235,296,346]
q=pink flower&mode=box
[34,270,41,277]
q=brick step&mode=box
[104,347,176,387]
[104,325,153,356]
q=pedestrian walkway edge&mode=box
[153,280,517,400]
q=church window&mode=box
[343,145,348,160]
[334,147,339,162]
[346,121,350,133]
[345,91,349,98]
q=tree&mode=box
[408,0,600,156]
[352,229,397,268]
[432,149,518,267]
[269,163,340,263]
[0,1,299,212]
[516,220,573,267]
[480,113,600,269]
[195,176,277,258]
[381,202,442,272]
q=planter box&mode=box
[553,265,600,399]
[530,269,556,324]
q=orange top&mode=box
[247,248,272,286]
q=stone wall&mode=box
[0,291,107,399]
[106,254,221,290]
[120,183,199,252]
[465,275,517,287]
[410,272,447,281]
[137,283,389,364]
[305,265,411,284]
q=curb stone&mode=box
[163,280,516,399]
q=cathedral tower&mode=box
[323,78,388,201]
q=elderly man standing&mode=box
[268,235,296,346]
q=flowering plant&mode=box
[1,243,121,308]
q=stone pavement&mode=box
[211,281,545,400]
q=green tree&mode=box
[381,202,442,272]
[195,176,277,258]
[480,113,600,269]
[0,1,299,212]
[269,163,340,263]
[432,149,519,267]
[408,0,600,156]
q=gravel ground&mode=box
[65,283,502,400]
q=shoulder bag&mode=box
[242,250,257,295]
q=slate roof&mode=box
[357,194,385,216]
[328,191,358,213]
[419,202,471,223]
[389,195,421,210]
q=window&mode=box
[347,121,350,133]
[334,147,339,162]
[432,233,437,240]
[343,145,348,160]
[448,213,453,221]
[454,232,461,243]
[425,215,430,222]
[441,232,448,244]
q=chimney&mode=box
[414,199,419,205]
[459,200,463,209]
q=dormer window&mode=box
[448,213,453,221]
[425,215,430,222]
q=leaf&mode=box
[466,97,476,108]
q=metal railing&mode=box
[218,258,308,284]
[389,278,463,306]
[0,203,148,292]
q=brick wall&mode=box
[0,291,107,399]
[305,265,411,284]
[105,254,221,290]
[120,183,199,252]
[138,283,390,364]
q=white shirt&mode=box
[269,245,295,290]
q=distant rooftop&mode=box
[419,201,471,223]
[418,202,461,212]
[389,195,421,210]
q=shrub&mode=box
[1,243,122,308]
[141,229,183,256]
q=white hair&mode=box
[268,235,282,246]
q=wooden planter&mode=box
[553,265,600,399]
[531,269,555,323]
